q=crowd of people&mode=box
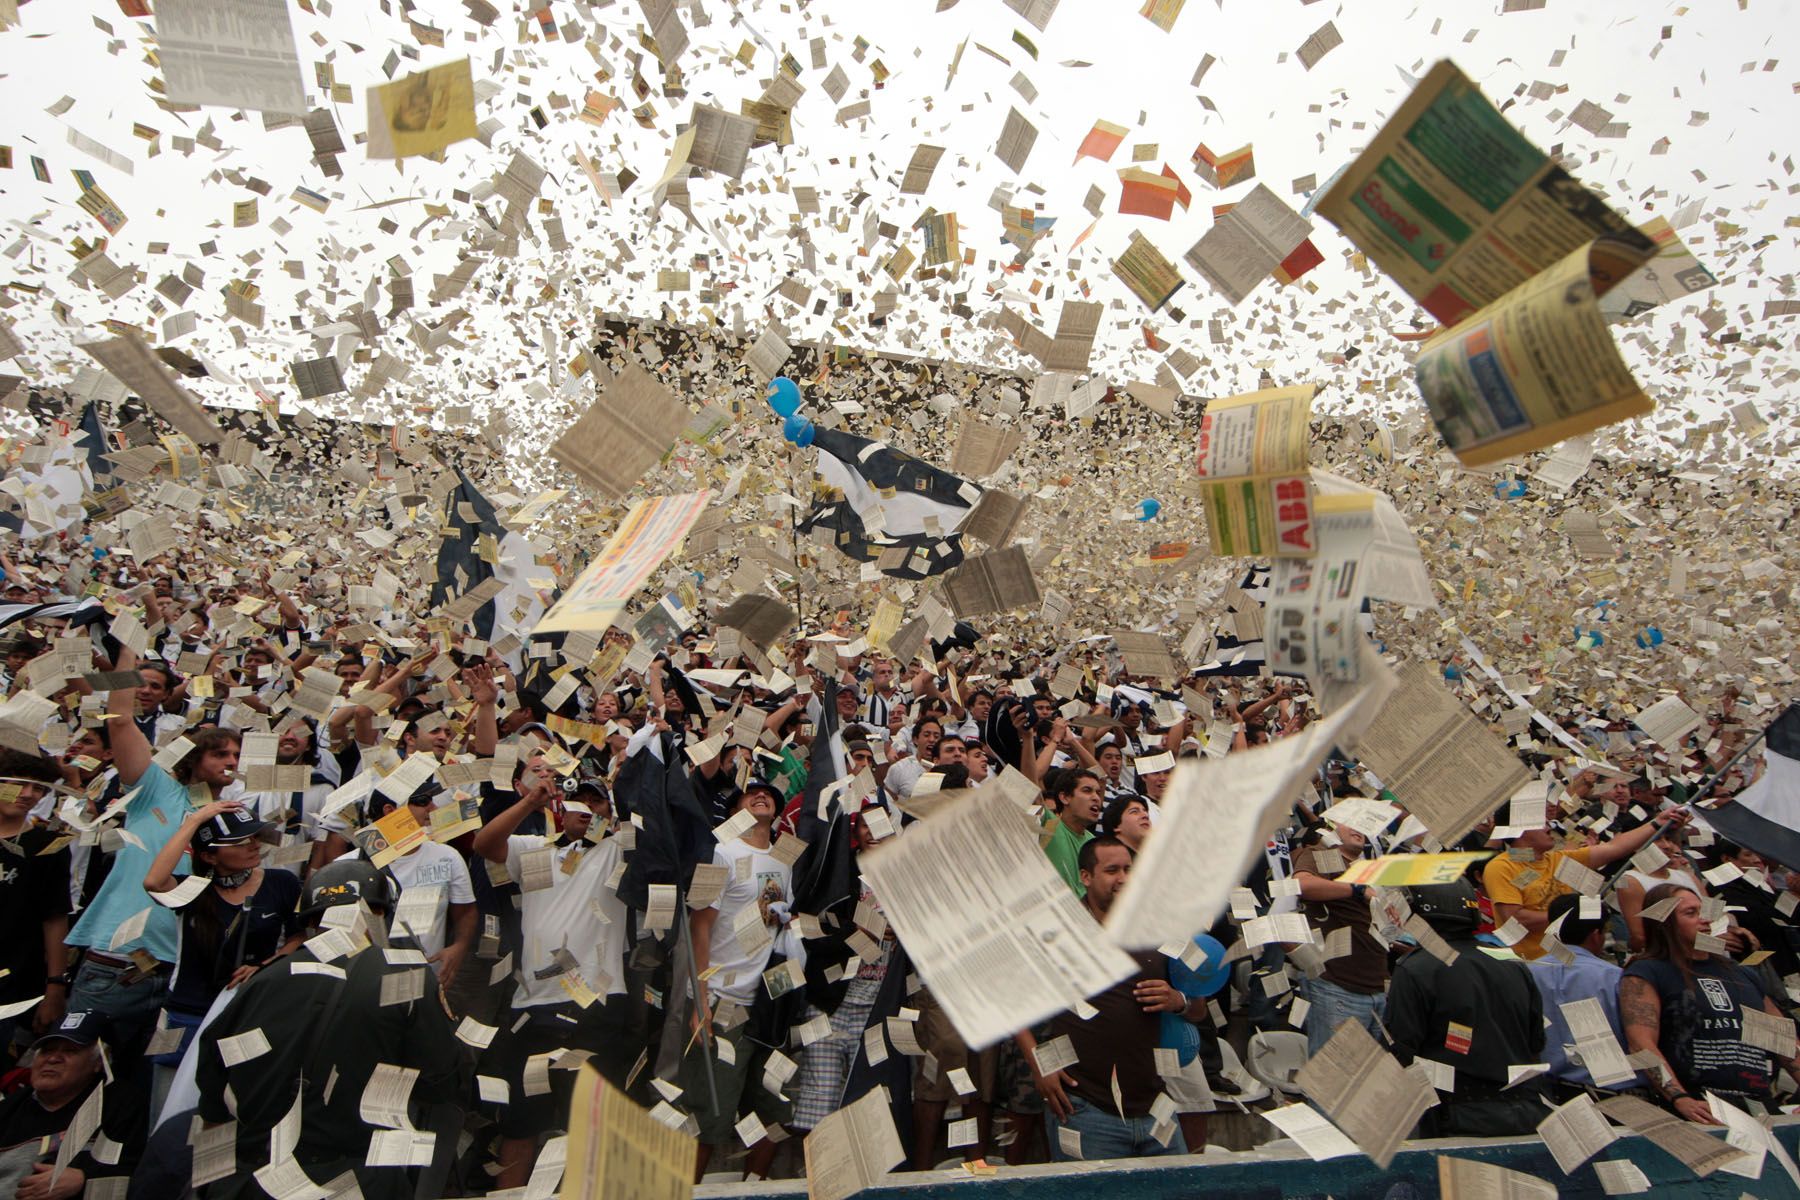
[0,532,1791,1199]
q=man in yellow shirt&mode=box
[1483,810,1691,959]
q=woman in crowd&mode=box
[1618,823,1706,952]
[1619,882,1800,1124]
[143,800,305,1110]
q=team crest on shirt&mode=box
[1697,976,1733,1013]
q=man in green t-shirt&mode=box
[1043,769,1104,897]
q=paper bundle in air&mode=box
[1315,61,1714,466]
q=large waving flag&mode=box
[1704,704,1800,870]
[429,468,544,644]
[430,468,505,637]
[796,427,981,580]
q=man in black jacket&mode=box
[190,860,464,1199]
[1386,879,1551,1136]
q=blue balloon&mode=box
[1636,626,1664,649]
[782,413,816,448]
[1135,498,1161,521]
[766,376,802,418]
[1168,933,1231,998]
[1443,663,1463,681]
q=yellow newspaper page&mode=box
[1413,236,1653,465]
[1194,385,1316,558]
[1316,60,1651,327]
[534,492,712,634]
[562,1064,693,1200]
[367,58,478,160]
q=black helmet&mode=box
[1406,879,1481,939]
[302,859,397,916]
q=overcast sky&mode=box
[1,0,1794,457]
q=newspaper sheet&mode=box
[366,59,479,161]
[1354,662,1531,844]
[918,212,960,269]
[802,1086,906,1200]
[1045,301,1102,373]
[1599,216,1718,322]
[949,417,1023,479]
[154,0,307,116]
[1105,665,1395,948]
[1596,1094,1747,1177]
[900,144,946,194]
[550,365,691,500]
[1265,492,1373,685]
[1632,694,1704,749]
[1315,60,1653,327]
[1112,231,1185,312]
[687,105,757,180]
[958,489,1030,549]
[1310,471,1437,609]
[857,781,1136,1048]
[1184,183,1313,306]
[1412,236,1654,467]
[939,546,1040,618]
[1195,385,1316,558]
[534,492,711,635]
[560,1064,693,1200]
[995,108,1038,175]
[1296,1020,1434,1169]
[77,333,225,446]
[1436,1156,1557,1199]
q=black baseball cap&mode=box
[32,1010,106,1050]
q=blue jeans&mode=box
[67,955,169,1055]
[1300,976,1386,1056]
[1046,1095,1188,1161]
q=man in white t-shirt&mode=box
[472,767,629,1189]
[680,779,794,1181]
[385,793,477,986]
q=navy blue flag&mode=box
[429,468,506,639]
[78,401,114,485]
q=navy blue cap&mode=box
[191,808,268,854]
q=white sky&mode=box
[1,0,1795,460]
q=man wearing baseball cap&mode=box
[0,1012,140,1198]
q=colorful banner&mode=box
[533,491,711,634]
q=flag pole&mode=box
[1598,712,1781,893]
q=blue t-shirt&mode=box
[67,764,191,963]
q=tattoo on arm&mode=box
[1618,976,1661,1031]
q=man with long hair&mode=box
[65,647,241,1057]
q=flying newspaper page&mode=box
[153,0,308,116]
[1194,384,1316,558]
[533,492,711,635]
[1105,661,1396,948]
[366,59,479,161]
[1316,61,1665,467]
[1264,492,1374,686]
[857,779,1136,1048]
[1354,661,1531,845]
